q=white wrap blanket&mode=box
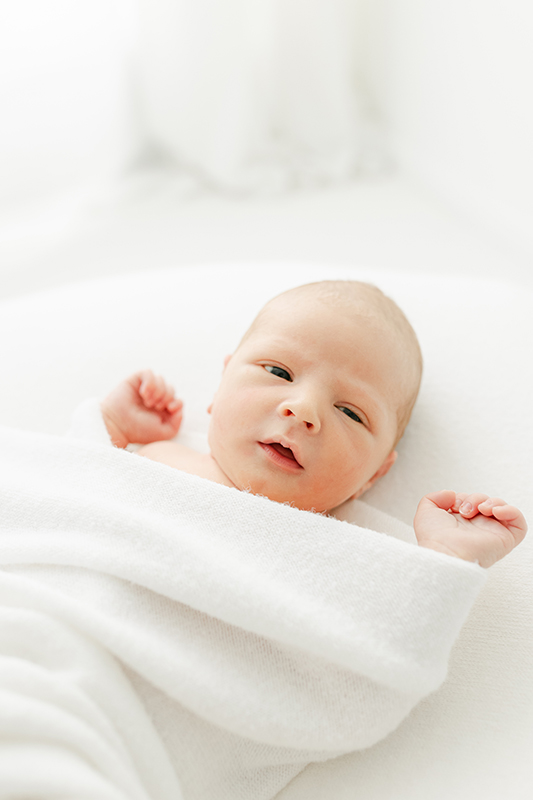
[0,402,487,800]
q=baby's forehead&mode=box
[245,297,398,372]
[253,291,388,338]
[260,285,376,318]
[243,283,418,368]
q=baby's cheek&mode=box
[338,452,370,490]
[207,411,239,468]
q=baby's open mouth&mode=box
[260,441,303,469]
[270,442,297,461]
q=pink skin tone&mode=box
[101,301,527,569]
[205,298,401,512]
[101,370,183,449]
[414,491,526,568]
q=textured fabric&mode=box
[0,406,485,799]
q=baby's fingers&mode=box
[137,371,177,411]
[490,503,528,542]
[143,380,163,409]
[152,376,175,411]
[167,398,182,413]
[456,493,489,518]
[477,497,507,516]
[136,370,158,404]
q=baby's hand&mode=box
[414,490,527,568]
[101,370,183,448]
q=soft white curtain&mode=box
[0,0,137,212]
[137,0,364,191]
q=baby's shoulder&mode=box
[136,439,226,486]
[137,439,195,469]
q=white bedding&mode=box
[0,263,532,799]
[0,404,486,798]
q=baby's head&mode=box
[208,280,422,513]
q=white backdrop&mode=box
[0,1,532,282]
[136,0,364,190]
[0,1,137,213]
[364,0,533,259]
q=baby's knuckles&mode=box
[414,491,526,567]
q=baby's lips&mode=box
[271,442,297,462]
[280,439,303,468]
[265,438,303,468]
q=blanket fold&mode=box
[0,412,486,800]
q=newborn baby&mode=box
[101,280,526,568]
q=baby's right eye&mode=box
[264,365,292,381]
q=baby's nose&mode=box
[279,399,320,431]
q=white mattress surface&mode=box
[1,173,531,302]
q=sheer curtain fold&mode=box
[0,0,137,210]
[137,0,363,191]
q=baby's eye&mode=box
[264,365,292,381]
[338,406,363,424]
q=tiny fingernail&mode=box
[460,502,473,514]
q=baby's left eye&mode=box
[338,406,363,424]
[264,365,292,381]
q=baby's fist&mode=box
[101,370,183,448]
[414,490,527,568]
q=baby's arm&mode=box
[414,490,527,568]
[101,370,183,449]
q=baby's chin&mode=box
[208,439,358,513]
[235,480,348,514]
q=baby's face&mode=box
[208,295,405,512]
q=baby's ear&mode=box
[352,450,398,500]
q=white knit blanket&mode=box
[0,406,486,800]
